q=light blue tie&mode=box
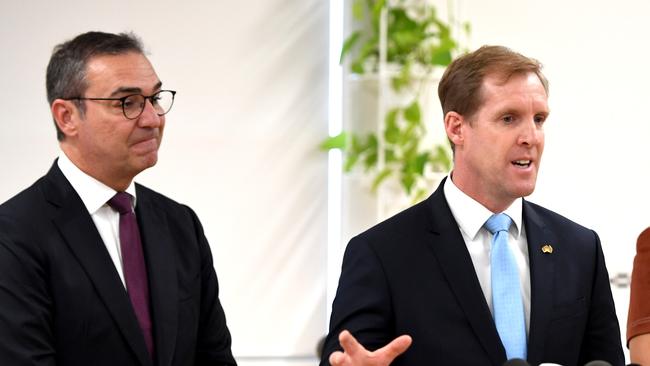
[485,213,527,360]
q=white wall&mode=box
[0,1,329,365]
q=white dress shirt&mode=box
[58,153,136,288]
[443,175,531,334]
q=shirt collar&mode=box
[57,152,137,215]
[443,173,523,240]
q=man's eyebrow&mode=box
[108,81,163,97]
[109,87,141,97]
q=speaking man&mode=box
[321,46,624,366]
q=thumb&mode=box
[377,335,412,361]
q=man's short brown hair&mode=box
[438,45,549,120]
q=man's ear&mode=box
[51,99,81,138]
[444,111,466,148]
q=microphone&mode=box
[584,361,612,366]
[503,359,530,366]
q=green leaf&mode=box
[371,0,386,31]
[360,37,379,58]
[412,188,428,203]
[320,132,347,150]
[390,77,403,93]
[351,133,376,154]
[385,148,396,163]
[463,21,472,35]
[398,123,416,146]
[403,139,419,162]
[429,48,452,66]
[434,19,452,39]
[392,30,422,50]
[360,133,378,171]
[351,59,365,74]
[371,168,392,192]
[400,172,415,194]
[349,133,361,153]
[340,31,362,64]
[387,9,425,59]
[403,101,421,125]
[352,0,365,21]
[389,8,418,32]
[428,36,456,66]
[366,133,378,150]
[431,144,452,171]
[372,0,386,15]
[343,133,361,172]
[363,151,377,170]
[350,37,379,73]
[414,152,430,175]
[344,154,359,172]
[391,59,411,92]
[384,108,400,144]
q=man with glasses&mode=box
[0,31,236,366]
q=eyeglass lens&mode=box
[123,91,175,119]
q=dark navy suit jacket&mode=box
[321,178,623,366]
[0,162,236,366]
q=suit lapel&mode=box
[136,186,178,366]
[424,180,506,366]
[522,201,556,365]
[45,163,152,366]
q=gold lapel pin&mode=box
[541,244,553,254]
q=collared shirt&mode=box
[58,153,136,288]
[443,175,531,334]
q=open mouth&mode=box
[512,160,531,168]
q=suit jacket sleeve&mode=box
[320,235,395,366]
[578,230,625,365]
[185,206,237,366]
[0,227,55,366]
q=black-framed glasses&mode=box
[65,90,176,120]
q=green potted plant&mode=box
[322,0,469,202]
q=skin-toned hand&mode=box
[630,333,650,366]
[328,330,412,366]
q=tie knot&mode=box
[107,192,133,215]
[485,213,512,234]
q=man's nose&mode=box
[137,99,162,127]
[517,119,542,146]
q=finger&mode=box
[377,335,412,361]
[338,330,364,357]
[329,350,346,366]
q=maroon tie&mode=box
[108,192,154,358]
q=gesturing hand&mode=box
[328,330,412,366]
